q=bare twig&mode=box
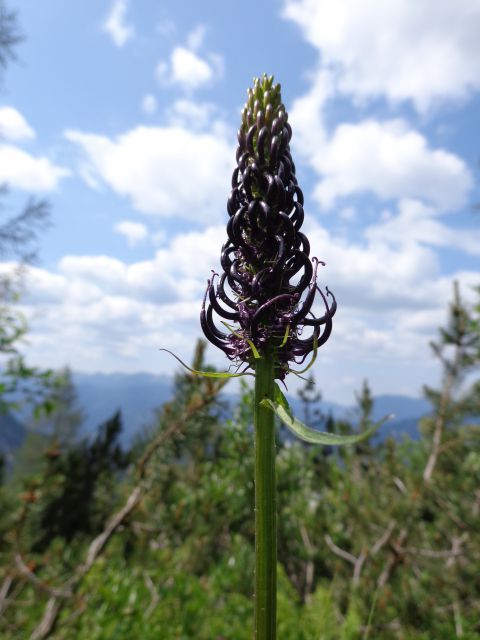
[446,534,468,569]
[423,298,464,483]
[352,551,367,587]
[15,556,71,599]
[143,572,160,617]
[371,521,396,556]
[324,534,366,587]
[30,597,60,640]
[325,520,397,590]
[299,525,314,602]
[392,477,407,494]
[0,574,13,616]
[74,486,142,581]
[453,601,463,637]
[377,529,407,588]
[325,534,357,565]
[401,546,463,560]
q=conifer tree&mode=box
[423,282,480,482]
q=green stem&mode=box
[254,351,277,639]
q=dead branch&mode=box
[30,597,60,640]
[299,524,314,602]
[143,572,160,617]
[371,520,396,556]
[0,574,13,616]
[377,529,407,588]
[325,519,397,589]
[324,534,366,587]
[453,600,463,638]
[392,477,407,494]
[324,534,357,565]
[423,306,463,483]
[75,486,142,581]
[14,556,71,599]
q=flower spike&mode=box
[201,74,336,379]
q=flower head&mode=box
[201,74,336,379]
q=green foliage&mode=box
[31,411,128,550]
[0,289,479,638]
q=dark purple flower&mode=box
[201,75,336,380]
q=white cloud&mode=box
[114,220,148,246]
[186,24,207,51]
[15,225,226,375]
[308,119,472,210]
[170,47,212,88]
[305,220,439,313]
[338,206,355,222]
[365,199,480,256]
[0,107,35,141]
[0,144,69,191]
[141,94,158,115]
[16,216,479,402]
[288,71,332,159]
[156,26,223,92]
[165,99,217,130]
[103,0,134,48]
[65,123,234,222]
[284,14,473,213]
[157,47,212,91]
[58,225,225,304]
[283,0,480,111]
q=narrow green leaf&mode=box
[279,324,290,348]
[159,348,253,378]
[221,321,260,359]
[261,383,394,445]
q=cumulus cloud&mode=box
[309,119,472,210]
[14,211,479,402]
[65,123,234,222]
[16,225,226,376]
[103,0,134,47]
[365,199,480,256]
[286,71,472,212]
[186,24,207,51]
[165,99,217,130]
[114,220,148,246]
[282,0,480,111]
[57,225,224,304]
[156,25,223,92]
[0,107,35,141]
[169,48,213,88]
[0,144,69,191]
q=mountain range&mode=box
[0,372,432,462]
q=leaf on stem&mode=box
[159,348,253,378]
[221,321,260,359]
[261,383,394,445]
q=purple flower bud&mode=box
[201,74,336,379]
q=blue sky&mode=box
[1,0,479,403]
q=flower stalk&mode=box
[254,350,276,638]
[199,74,340,639]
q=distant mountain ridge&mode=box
[1,372,432,458]
[72,372,173,444]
